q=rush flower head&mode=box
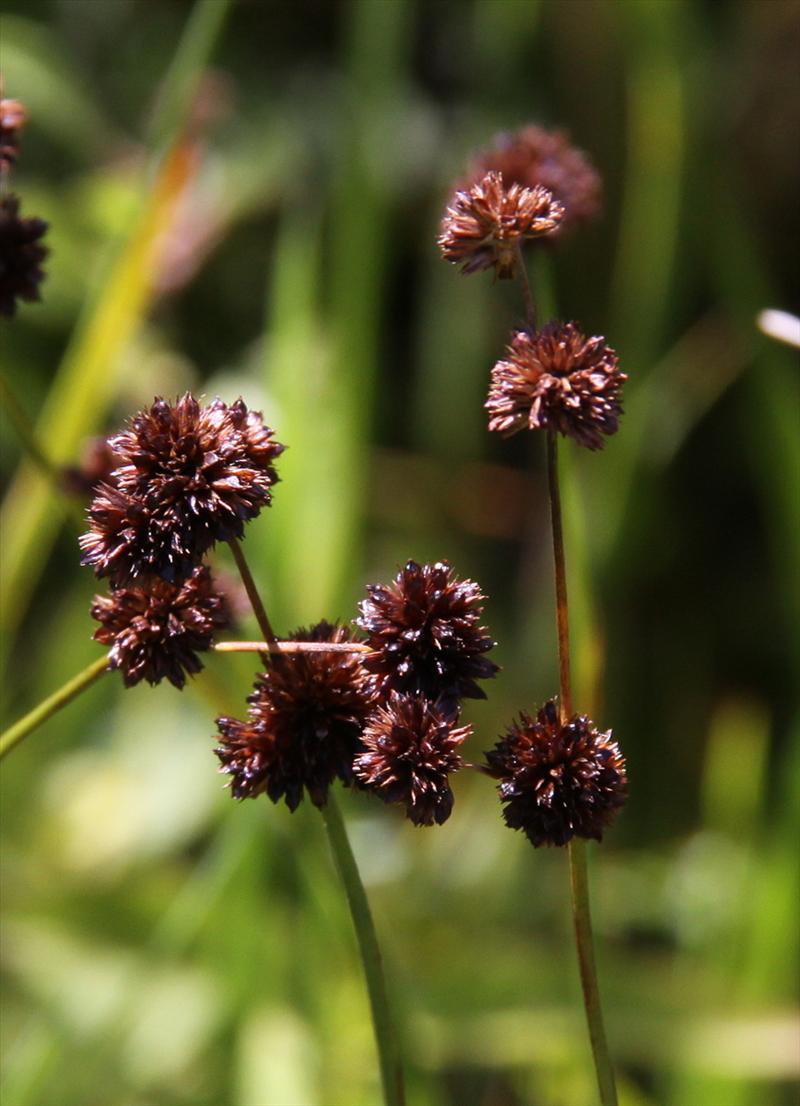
[486,322,626,450]
[438,171,563,278]
[79,394,285,585]
[214,621,375,809]
[485,699,627,847]
[91,566,229,689]
[467,125,602,232]
[354,693,470,826]
[356,560,499,712]
[0,195,48,318]
[0,96,27,171]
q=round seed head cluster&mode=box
[90,566,229,689]
[355,693,470,826]
[438,171,564,278]
[486,322,625,450]
[356,560,499,714]
[485,699,627,847]
[467,125,602,232]
[0,195,48,318]
[80,394,284,585]
[214,621,376,810]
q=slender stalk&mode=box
[546,430,617,1106]
[515,241,537,328]
[0,373,61,484]
[0,654,109,761]
[0,373,85,533]
[321,794,404,1106]
[227,538,278,650]
[569,838,617,1105]
[546,430,573,717]
[223,547,404,1104]
[214,640,372,655]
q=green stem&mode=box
[321,794,404,1106]
[227,538,278,658]
[546,431,617,1106]
[223,549,403,1103]
[0,654,109,761]
[0,373,84,532]
[569,838,617,1106]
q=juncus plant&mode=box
[2,107,628,1106]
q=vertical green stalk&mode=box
[320,794,404,1106]
[0,655,108,761]
[228,538,278,649]
[230,543,403,1106]
[546,432,617,1106]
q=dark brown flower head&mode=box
[79,394,285,585]
[467,125,602,233]
[355,693,470,826]
[485,699,627,847]
[486,322,625,450]
[356,560,499,713]
[0,195,48,318]
[438,171,564,278]
[91,565,229,689]
[214,621,375,810]
[0,97,27,171]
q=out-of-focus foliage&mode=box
[1,1,798,1105]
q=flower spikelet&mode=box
[438,171,563,278]
[486,322,625,450]
[214,621,375,809]
[354,693,470,826]
[467,125,602,232]
[91,566,229,689]
[79,394,285,585]
[0,195,48,317]
[356,561,499,712]
[485,699,627,847]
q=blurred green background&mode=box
[1,1,798,1104]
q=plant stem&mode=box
[0,373,85,533]
[569,837,617,1106]
[0,654,109,761]
[222,547,403,1103]
[515,241,537,328]
[214,640,372,655]
[546,430,617,1106]
[546,430,573,717]
[227,538,278,653]
[321,794,404,1106]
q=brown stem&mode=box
[227,538,278,663]
[514,241,537,329]
[546,430,572,718]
